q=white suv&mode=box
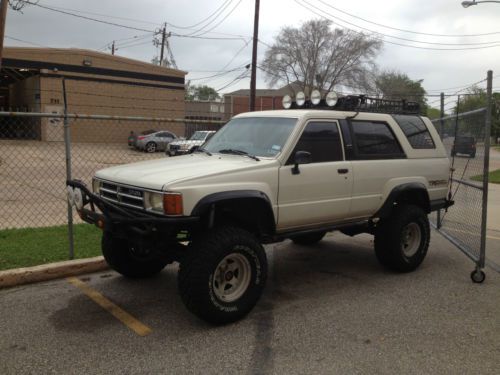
[67,94,452,324]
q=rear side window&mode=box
[392,115,435,149]
[351,121,405,159]
[288,121,343,164]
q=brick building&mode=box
[0,47,186,142]
[223,81,308,118]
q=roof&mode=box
[2,47,186,77]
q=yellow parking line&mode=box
[67,277,152,337]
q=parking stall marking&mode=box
[67,277,152,337]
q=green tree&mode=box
[185,84,220,101]
[375,71,427,112]
[453,87,500,141]
[426,107,441,119]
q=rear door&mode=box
[277,120,353,230]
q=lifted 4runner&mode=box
[67,92,453,324]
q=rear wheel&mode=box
[178,226,267,324]
[145,142,157,153]
[102,232,169,278]
[291,231,327,245]
[374,205,430,273]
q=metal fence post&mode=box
[437,92,445,228]
[479,70,493,270]
[62,78,75,260]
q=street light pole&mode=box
[462,0,500,8]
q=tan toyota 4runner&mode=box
[67,92,453,324]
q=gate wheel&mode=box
[470,269,486,284]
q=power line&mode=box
[294,0,500,50]
[315,0,500,38]
[190,0,244,38]
[26,1,155,32]
[5,35,46,47]
[167,0,233,30]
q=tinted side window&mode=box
[288,121,343,164]
[351,121,404,158]
[392,115,435,149]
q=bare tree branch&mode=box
[261,19,382,94]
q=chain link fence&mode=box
[431,109,488,262]
[0,111,225,263]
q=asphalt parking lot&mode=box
[1,232,499,374]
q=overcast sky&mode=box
[5,0,500,110]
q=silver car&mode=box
[135,130,178,153]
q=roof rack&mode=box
[288,95,421,115]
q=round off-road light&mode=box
[311,90,321,105]
[282,95,292,109]
[325,91,338,107]
[296,91,306,107]
[67,186,75,206]
[73,188,84,210]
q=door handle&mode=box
[337,168,349,174]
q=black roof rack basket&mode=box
[333,95,421,115]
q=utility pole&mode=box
[249,0,260,112]
[111,40,115,55]
[159,23,166,67]
[0,0,9,71]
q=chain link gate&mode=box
[430,70,494,283]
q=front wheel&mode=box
[374,205,430,273]
[102,232,170,278]
[178,226,267,324]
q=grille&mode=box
[99,182,144,210]
[170,144,180,151]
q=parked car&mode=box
[451,135,476,158]
[68,91,453,324]
[128,129,157,148]
[166,130,216,156]
[135,130,178,153]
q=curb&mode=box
[0,256,109,289]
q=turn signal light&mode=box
[163,193,183,216]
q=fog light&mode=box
[74,188,84,210]
[67,186,75,206]
[282,95,292,109]
[296,91,305,107]
[311,90,321,105]
[326,91,338,107]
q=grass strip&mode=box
[470,169,500,184]
[0,224,101,271]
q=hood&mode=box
[94,154,274,191]
[170,139,201,146]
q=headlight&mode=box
[73,188,84,210]
[144,192,183,215]
[144,192,164,213]
[67,186,75,206]
[92,178,102,194]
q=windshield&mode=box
[203,117,297,157]
[190,131,210,141]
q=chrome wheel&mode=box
[401,223,421,257]
[212,252,251,303]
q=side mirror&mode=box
[292,151,311,175]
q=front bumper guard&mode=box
[66,180,199,231]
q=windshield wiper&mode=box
[194,147,212,156]
[219,149,260,161]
